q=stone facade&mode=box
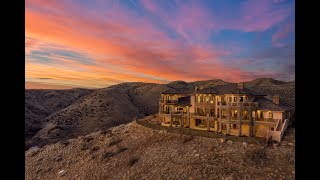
[158,83,295,142]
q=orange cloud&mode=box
[26,0,283,88]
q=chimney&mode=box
[273,95,280,105]
[199,86,204,90]
[238,82,244,90]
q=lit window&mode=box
[269,112,273,119]
[205,96,210,103]
[198,95,201,103]
[234,97,237,102]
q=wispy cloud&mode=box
[25,0,295,88]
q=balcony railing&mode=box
[191,112,206,116]
[219,102,258,107]
[160,99,178,104]
[160,111,184,115]
[160,111,170,114]
[256,118,278,123]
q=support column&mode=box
[252,110,256,136]
[170,111,173,127]
[238,106,242,136]
[188,112,190,128]
[215,120,218,131]
[248,107,252,136]
[207,113,210,131]
[226,107,231,135]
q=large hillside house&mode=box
[158,83,295,142]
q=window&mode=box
[195,119,205,126]
[222,124,227,130]
[243,111,247,118]
[271,127,274,131]
[210,96,214,103]
[232,124,237,129]
[197,95,201,103]
[234,110,238,117]
[205,96,210,103]
[234,97,237,102]
[240,97,243,102]
[269,112,273,119]
[229,97,232,102]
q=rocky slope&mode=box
[25,78,295,149]
[244,78,295,106]
[25,121,295,180]
[25,89,93,141]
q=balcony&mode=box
[220,102,258,107]
[191,112,206,116]
[160,99,178,104]
[160,111,170,114]
[256,118,278,123]
[160,111,184,115]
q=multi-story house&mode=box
[158,83,295,142]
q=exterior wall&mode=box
[255,124,270,137]
[230,129,238,136]
[189,118,196,128]
[262,111,270,119]
[257,111,283,119]
[164,116,171,123]
[159,92,293,142]
[241,124,250,136]
[190,95,195,113]
[273,112,283,120]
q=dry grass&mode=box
[244,148,267,166]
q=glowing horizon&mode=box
[26,0,295,89]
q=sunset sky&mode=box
[26,0,295,89]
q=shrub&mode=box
[59,140,70,147]
[244,148,267,166]
[80,143,90,151]
[117,146,128,153]
[109,139,122,147]
[89,146,100,153]
[83,136,94,143]
[128,157,139,166]
[102,152,115,159]
[182,135,194,144]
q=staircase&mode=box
[276,120,283,131]
[272,119,289,142]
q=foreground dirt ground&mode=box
[26,122,295,180]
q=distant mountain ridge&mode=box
[25,78,295,149]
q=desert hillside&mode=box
[245,78,295,106]
[25,121,295,180]
[25,78,295,149]
[25,89,93,141]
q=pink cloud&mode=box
[25,0,292,88]
[272,21,293,46]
